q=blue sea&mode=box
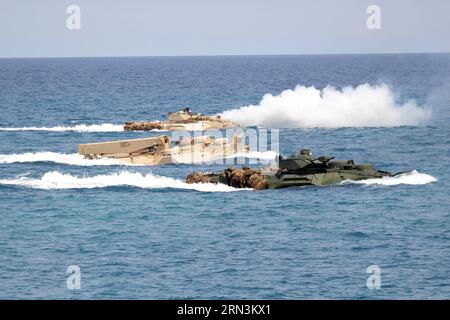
[0,54,449,299]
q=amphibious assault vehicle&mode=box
[186,149,399,189]
[123,107,239,131]
[79,134,248,165]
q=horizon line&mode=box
[1,51,449,60]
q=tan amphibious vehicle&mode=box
[123,107,239,131]
[79,134,248,165]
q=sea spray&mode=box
[342,170,437,186]
[0,123,124,132]
[0,151,278,166]
[220,83,431,128]
[0,152,134,166]
[0,171,243,192]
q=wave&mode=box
[343,170,437,186]
[0,151,278,166]
[220,83,431,128]
[0,123,124,132]
[0,152,137,166]
[0,171,242,192]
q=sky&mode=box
[0,0,449,58]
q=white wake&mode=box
[0,123,124,132]
[344,170,437,186]
[0,151,278,166]
[0,171,242,192]
[0,152,136,166]
[220,83,431,128]
[0,170,436,191]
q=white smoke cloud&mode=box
[220,83,431,128]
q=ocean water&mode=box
[0,54,449,299]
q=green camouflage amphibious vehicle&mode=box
[186,149,400,190]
